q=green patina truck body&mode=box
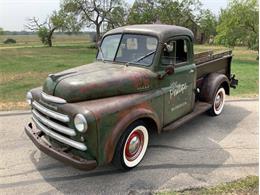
[25,24,238,170]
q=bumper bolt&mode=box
[80,136,85,142]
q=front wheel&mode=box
[112,121,149,170]
[209,87,226,116]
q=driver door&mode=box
[160,37,196,125]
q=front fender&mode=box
[77,90,163,165]
[104,106,161,163]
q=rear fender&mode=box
[199,73,230,103]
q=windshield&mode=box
[97,34,158,66]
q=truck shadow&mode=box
[27,103,252,194]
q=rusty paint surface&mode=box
[74,90,164,164]
[44,62,158,103]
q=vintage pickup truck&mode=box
[25,24,238,170]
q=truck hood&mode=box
[43,62,157,103]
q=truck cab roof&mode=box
[104,24,194,42]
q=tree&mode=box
[127,0,203,42]
[106,6,129,30]
[215,0,259,50]
[62,0,123,42]
[26,10,79,47]
[127,0,202,27]
[157,0,202,25]
[127,0,158,24]
[198,9,218,43]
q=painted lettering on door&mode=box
[169,81,188,100]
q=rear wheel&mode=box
[112,121,149,170]
[209,87,226,116]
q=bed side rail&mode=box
[195,50,232,65]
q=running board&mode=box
[163,102,212,131]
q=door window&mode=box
[161,39,188,66]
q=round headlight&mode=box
[74,114,88,133]
[26,91,33,105]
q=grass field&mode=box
[0,35,258,110]
[0,34,90,48]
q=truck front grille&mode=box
[32,101,69,122]
[31,101,87,151]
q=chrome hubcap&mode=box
[128,136,140,154]
[125,130,144,161]
[215,91,223,111]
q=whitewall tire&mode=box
[113,121,149,170]
[209,87,226,116]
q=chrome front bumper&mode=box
[25,122,97,171]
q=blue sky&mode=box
[0,0,228,31]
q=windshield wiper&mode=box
[98,45,105,63]
[125,50,156,66]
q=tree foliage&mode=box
[127,0,208,42]
[215,0,259,50]
[160,0,202,25]
[106,6,129,30]
[37,27,49,45]
[198,9,218,42]
[4,38,16,44]
[127,0,157,24]
[127,0,202,27]
[62,0,123,42]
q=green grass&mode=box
[0,40,96,110]
[157,176,259,195]
[0,34,90,48]
[0,36,258,110]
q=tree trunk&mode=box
[96,24,101,43]
[47,28,56,47]
[47,37,52,47]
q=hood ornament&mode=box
[49,71,77,81]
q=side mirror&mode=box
[164,43,174,52]
[158,65,175,80]
[165,65,174,75]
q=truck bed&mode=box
[194,50,232,80]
